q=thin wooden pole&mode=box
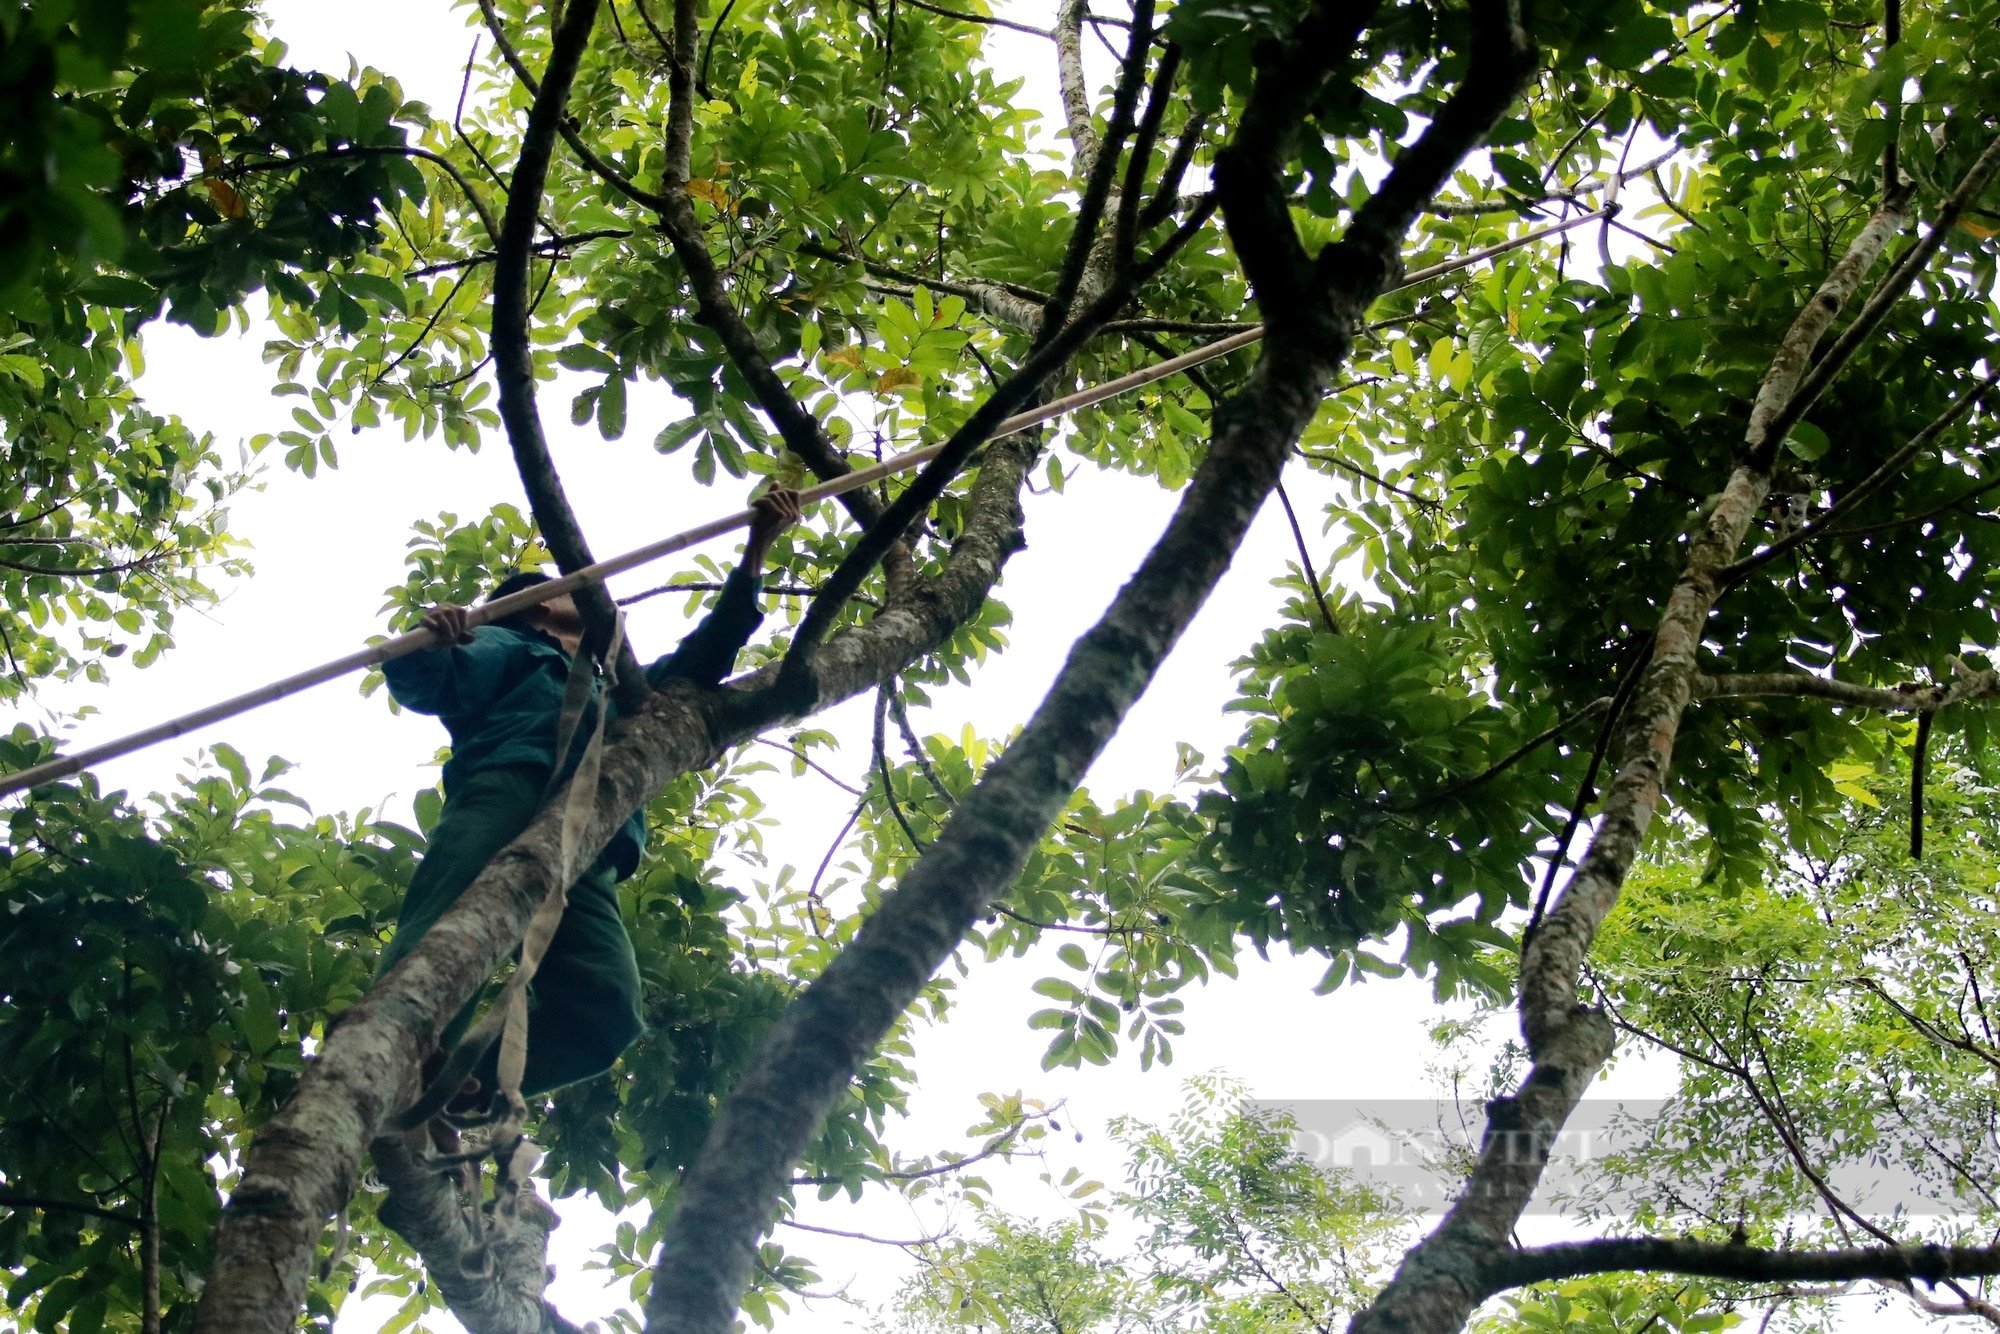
[0,207,1611,800]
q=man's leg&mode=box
[516,859,644,1096]
[376,764,546,1052]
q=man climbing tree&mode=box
[376,487,803,1111]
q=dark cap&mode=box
[484,569,553,630]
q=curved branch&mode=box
[901,0,1053,38]
[656,0,883,527]
[487,0,645,698]
[697,0,739,100]
[474,0,675,212]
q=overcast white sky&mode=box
[27,3,1928,1331]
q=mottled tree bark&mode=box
[371,1135,583,1334]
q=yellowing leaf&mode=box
[877,366,921,392]
[1959,216,2000,240]
[204,177,248,219]
[684,178,736,214]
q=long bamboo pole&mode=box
[0,208,1611,800]
[0,445,939,800]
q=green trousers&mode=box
[376,764,644,1097]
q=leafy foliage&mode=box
[0,729,408,1332]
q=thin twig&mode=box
[1722,367,2000,584]
[754,738,866,797]
[875,683,934,853]
[1294,447,1442,511]
[407,228,635,278]
[1526,633,1655,939]
[1274,480,1337,634]
[1911,706,1934,858]
[362,269,474,394]
[0,1193,141,1228]
[899,0,1052,36]
[1382,697,1612,813]
[791,1107,1053,1186]
[617,578,846,607]
[778,1217,939,1248]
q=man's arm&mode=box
[647,489,801,689]
[381,609,521,715]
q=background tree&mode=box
[6,0,2000,1331]
[894,1078,1411,1334]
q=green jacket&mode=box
[382,567,764,878]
